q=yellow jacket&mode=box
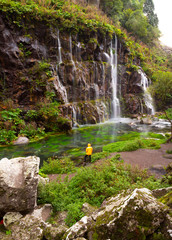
[86,144,93,155]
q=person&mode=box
[84,143,93,164]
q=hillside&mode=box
[0,0,172,145]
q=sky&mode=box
[153,0,172,47]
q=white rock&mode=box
[13,136,29,145]
[0,156,40,214]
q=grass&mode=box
[38,131,171,226]
[103,138,165,153]
[39,157,76,174]
[103,132,166,153]
[0,0,114,35]
[38,156,171,227]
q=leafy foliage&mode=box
[103,132,166,152]
[38,156,171,226]
[0,101,70,144]
[0,0,114,35]
[100,0,160,44]
[40,157,76,174]
[150,72,172,109]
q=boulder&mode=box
[13,136,29,145]
[38,175,49,185]
[81,203,98,216]
[6,206,68,240]
[3,212,23,228]
[63,188,171,240]
[140,117,152,125]
[152,187,172,198]
[29,204,52,222]
[10,215,45,240]
[0,156,40,214]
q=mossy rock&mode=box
[160,191,172,209]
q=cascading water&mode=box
[53,31,68,103]
[138,69,155,115]
[57,29,62,64]
[69,35,76,70]
[110,36,120,118]
[53,74,68,104]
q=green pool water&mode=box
[0,118,169,164]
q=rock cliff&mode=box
[0,10,154,125]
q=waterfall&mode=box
[110,36,120,118]
[53,75,68,104]
[69,35,75,68]
[93,83,101,122]
[138,69,155,115]
[57,30,62,64]
[72,105,77,122]
[69,35,77,103]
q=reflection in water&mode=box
[0,118,170,164]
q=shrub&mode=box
[91,152,110,163]
[0,129,16,144]
[40,157,76,174]
[166,149,172,154]
[38,157,171,226]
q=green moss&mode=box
[103,136,166,153]
[159,191,172,208]
[0,0,114,35]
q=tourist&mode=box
[84,143,93,165]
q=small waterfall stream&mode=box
[139,69,155,115]
[110,36,120,118]
[69,35,76,70]
[53,30,68,103]
[53,74,68,103]
[57,29,62,64]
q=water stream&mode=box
[139,69,155,115]
[110,36,121,118]
[57,29,62,64]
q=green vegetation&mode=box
[103,132,166,153]
[159,191,172,208]
[0,0,114,35]
[40,157,76,174]
[166,150,172,154]
[150,72,172,109]
[38,156,171,226]
[0,101,71,145]
[103,138,165,153]
[100,0,160,44]
[91,151,110,163]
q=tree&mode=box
[143,0,159,27]
[150,71,172,110]
[122,9,148,40]
[100,0,123,23]
[164,109,172,143]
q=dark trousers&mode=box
[84,155,91,163]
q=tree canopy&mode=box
[100,0,160,44]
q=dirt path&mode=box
[48,143,172,181]
[119,143,172,177]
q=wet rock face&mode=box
[0,156,40,215]
[0,13,147,123]
[64,188,172,240]
[119,65,150,115]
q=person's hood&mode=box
[88,143,91,147]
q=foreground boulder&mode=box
[2,205,67,240]
[63,188,172,240]
[0,156,40,215]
